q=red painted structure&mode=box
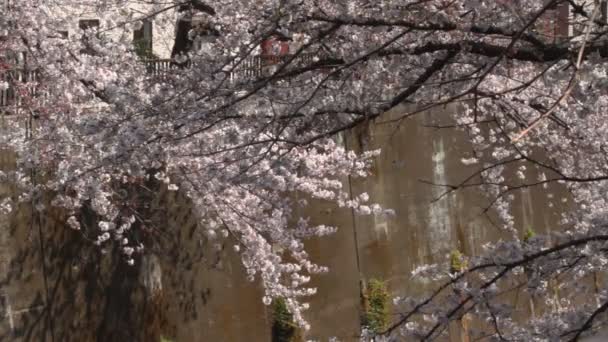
[260,36,290,56]
[260,36,290,65]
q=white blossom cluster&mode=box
[2,0,608,336]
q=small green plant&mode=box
[450,249,467,274]
[271,298,300,342]
[133,39,157,59]
[160,337,174,342]
[362,278,390,334]
[523,228,536,243]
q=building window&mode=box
[78,19,100,54]
[133,20,153,58]
[79,19,100,31]
[535,2,569,43]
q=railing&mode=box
[1,53,331,110]
[0,68,39,110]
[228,53,321,81]
[143,53,325,81]
[142,58,172,79]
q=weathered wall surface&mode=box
[0,149,54,341]
[345,104,568,297]
[0,104,573,341]
[301,105,570,341]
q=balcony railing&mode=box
[228,53,319,80]
[1,53,330,110]
[143,53,324,81]
[0,68,38,110]
[142,58,172,78]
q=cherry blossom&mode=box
[2,0,608,337]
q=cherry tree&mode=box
[2,0,608,339]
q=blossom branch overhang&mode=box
[6,0,608,331]
[511,1,601,142]
[382,233,608,339]
[309,13,549,48]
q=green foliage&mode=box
[271,298,299,342]
[449,249,467,274]
[523,228,536,243]
[362,278,390,334]
[133,40,156,59]
[160,336,174,342]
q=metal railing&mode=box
[228,53,320,81]
[143,53,324,81]
[1,53,330,110]
[142,58,172,79]
[0,68,39,110]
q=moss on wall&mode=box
[271,298,301,342]
[362,278,389,334]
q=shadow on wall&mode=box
[0,198,170,342]
[0,177,267,342]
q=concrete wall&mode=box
[300,104,570,341]
[0,104,574,341]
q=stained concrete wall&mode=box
[301,105,570,341]
[0,104,572,341]
[345,104,567,296]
